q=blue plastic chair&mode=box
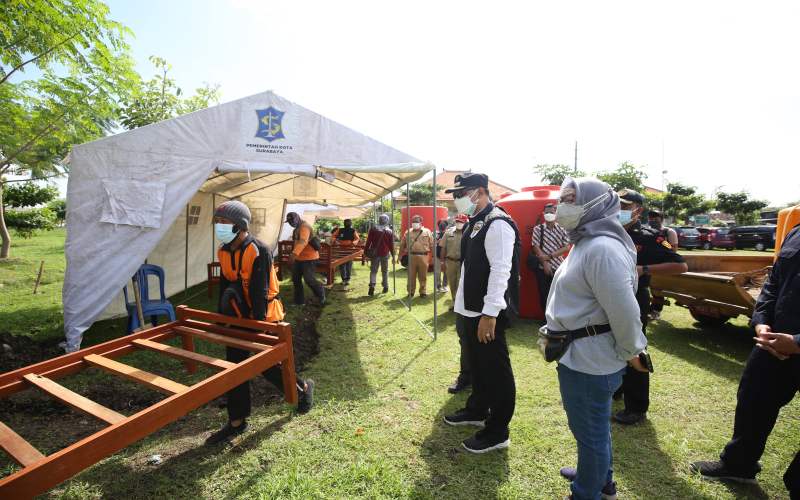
[123,264,176,333]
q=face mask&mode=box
[649,220,662,230]
[555,191,610,231]
[412,222,421,230]
[618,210,633,225]
[215,223,237,244]
[455,222,464,230]
[454,189,479,216]
[543,213,556,222]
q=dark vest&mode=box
[337,226,356,241]
[460,203,521,324]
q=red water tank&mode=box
[496,185,562,319]
[399,206,449,268]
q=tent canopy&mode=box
[63,90,431,351]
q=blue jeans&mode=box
[558,364,625,500]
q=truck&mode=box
[650,205,799,327]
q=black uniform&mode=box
[619,222,685,414]
[719,226,800,493]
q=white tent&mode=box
[63,90,432,351]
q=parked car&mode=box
[730,225,777,251]
[695,227,736,250]
[671,226,702,250]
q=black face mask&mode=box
[344,223,352,228]
[288,218,299,228]
[649,220,662,229]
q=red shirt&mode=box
[365,227,394,257]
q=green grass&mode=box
[1,231,798,499]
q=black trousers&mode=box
[455,315,473,386]
[219,286,305,422]
[532,265,553,312]
[721,346,800,494]
[292,260,325,305]
[620,286,651,413]
[457,314,516,440]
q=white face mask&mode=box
[412,222,421,230]
[543,213,557,222]
[454,189,479,216]
[455,222,464,230]
[555,191,610,230]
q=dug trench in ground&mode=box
[0,287,323,483]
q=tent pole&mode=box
[406,182,411,312]
[211,194,216,261]
[432,168,438,340]
[391,191,396,295]
[184,203,189,296]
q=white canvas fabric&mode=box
[63,90,431,351]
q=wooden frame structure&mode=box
[0,306,297,499]
[277,241,364,287]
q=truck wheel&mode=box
[702,242,712,250]
[755,242,766,251]
[689,308,731,327]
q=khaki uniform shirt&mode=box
[404,228,433,254]
[441,227,463,260]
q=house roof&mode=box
[395,169,518,202]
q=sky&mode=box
[61,0,800,205]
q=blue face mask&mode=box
[618,210,633,225]
[215,223,237,244]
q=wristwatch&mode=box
[642,265,651,276]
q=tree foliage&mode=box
[661,182,713,223]
[119,56,221,130]
[3,182,59,208]
[0,0,138,258]
[715,191,768,225]
[4,208,56,238]
[405,183,442,206]
[596,162,648,192]
[533,164,586,187]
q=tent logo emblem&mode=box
[255,107,285,142]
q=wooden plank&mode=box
[0,345,287,498]
[0,421,44,467]
[173,327,269,352]
[0,329,175,399]
[181,319,280,344]
[23,374,125,425]
[175,305,287,335]
[132,339,235,370]
[84,354,188,395]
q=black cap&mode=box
[648,208,663,217]
[618,188,645,206]
[285,211,300,223]
[444,172,489,194]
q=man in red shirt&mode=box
[364,214,395,296]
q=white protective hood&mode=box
[63,90,431,351]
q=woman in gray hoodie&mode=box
[546,177,649,500]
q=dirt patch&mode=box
[0,331,63,372]
[292,303,322,371]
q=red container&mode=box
[496,185,562,319]
[399,206,449,268]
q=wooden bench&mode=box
[277,241,363,287]
[0,306,297,498]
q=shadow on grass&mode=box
[647,319,754,382]
[412,398,510,499]
[67,411,293,499]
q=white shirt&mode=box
[454,218,516,317]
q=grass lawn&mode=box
[1,231,799,499]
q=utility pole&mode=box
[573,141,578,173]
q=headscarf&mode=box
[377,213,390,230]
[562,176,636,259]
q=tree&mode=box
[48,198,67,224]
[119,56,221,130]
[716,191,769,225]
[2,182,59,238]
[596,162,648,192]
[661,182,713,224]
[405,183,442,206]
[0,0,139,258]
[534,164,585,187]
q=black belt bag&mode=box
[537,324,612,363]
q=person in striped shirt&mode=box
[531,203,571,312]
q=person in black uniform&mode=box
[646,209,678,320]
[691,225,800,497]
[613,189,688,425]
[441,172,521,454]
